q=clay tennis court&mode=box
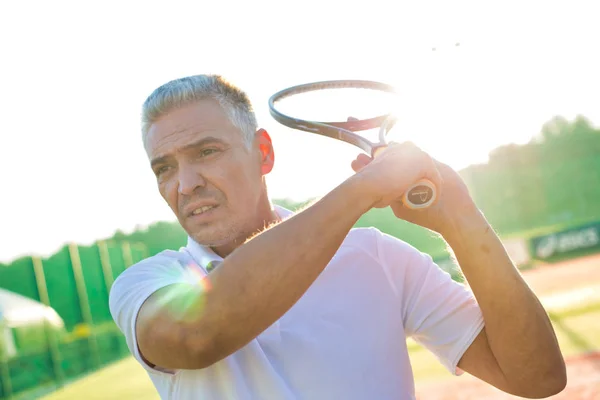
[416,253,600,399]
[525,253,600,296]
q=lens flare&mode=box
[154,261,213,323]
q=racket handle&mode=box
[371,146,437,209]
[402,179,437,209]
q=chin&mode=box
[182,213,256,250]
[188,226,241,247]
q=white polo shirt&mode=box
[109,206,484,400]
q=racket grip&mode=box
[402,179,437,209]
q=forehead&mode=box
[145,99,241,158]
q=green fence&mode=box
[0,240,147,399]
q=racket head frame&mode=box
[268,80,397,156]
[268,79,437,210]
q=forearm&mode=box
[443,209,565,388]
[196,176,372,363]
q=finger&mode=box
[393,151,443,211]
[350,158,366,172]
[414,156,444,208]
[351,153,373,172]
[356,153,372,164]
[433,159,452,172]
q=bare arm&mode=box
[351,152,567,398]
[447,209,567,398]
[136,142,439,370]
[137,176,374,369]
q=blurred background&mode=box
[1,0,599,399]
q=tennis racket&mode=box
[268,79,437,209]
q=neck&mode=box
[210,203,280,258]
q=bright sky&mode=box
[1,0,599,263]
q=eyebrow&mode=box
[150,136,227,168]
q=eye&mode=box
[155,165,172,177]
[199,148,220,157]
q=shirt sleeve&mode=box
[376,230,485,376]
[108,251,205,375]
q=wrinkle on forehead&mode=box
[150,126,217,159]
[144,100,240,159]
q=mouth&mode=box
[190,205,218,217]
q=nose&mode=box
[177,164,206,196]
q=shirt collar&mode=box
[185,204,294,269]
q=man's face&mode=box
[145,99,274,249]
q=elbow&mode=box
[540,368,567,398]
[536,358,567,398]
[514,363,567,399]
[520,380,566,399]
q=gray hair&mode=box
[141,74,258,148]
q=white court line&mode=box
[540,285,600,313]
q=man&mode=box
[109,74,566,399]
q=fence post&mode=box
[68,243,100,369]
[0,341,13,399]
[97,241,114,293]
[121,242,134,269]
[132,243,149,262]
[140,243,149,260]
[32,256,66,388]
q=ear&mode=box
[256,128,275,175]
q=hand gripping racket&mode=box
[268,79,437,209]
